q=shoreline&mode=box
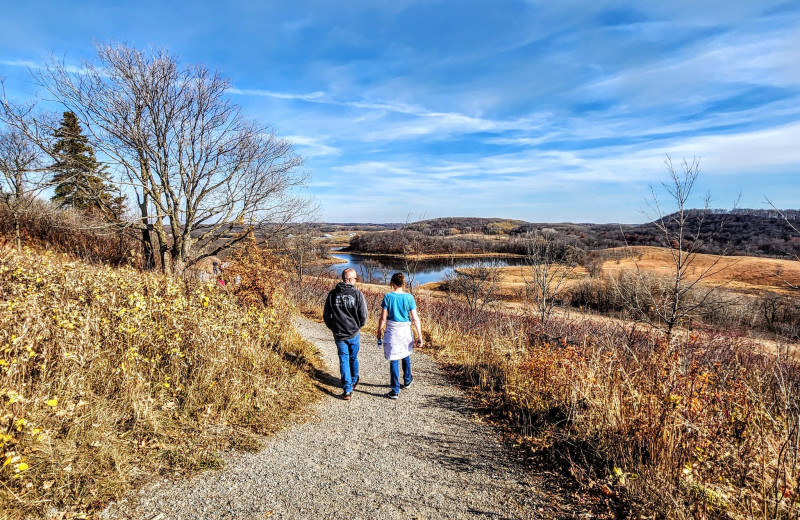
[329,251,526,261]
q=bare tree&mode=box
[26,43,308,274]
[521,229,577,327]
[444,263,501,321]
[397,214,424,293]
[357,259,383,284]
[764,197,799,290]
[284,225,317,283]
[0,126,47,250]
[376,262,393,285]
[613,156,734,339]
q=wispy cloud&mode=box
[227,87,327,102]
[230,85,517,137]
[1,0,798,222]
[0,59,37,68]
[283,134,340,157]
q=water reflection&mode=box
[328,253,526,286]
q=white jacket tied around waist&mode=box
[383,320,414,361]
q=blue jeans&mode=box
[336,333,360,393]
[389,356,412,394]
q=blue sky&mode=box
[1,1,799,223]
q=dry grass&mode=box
[457,247,800,303]
[424,300,800,519]
[292,274,800,519]
[603,247,800,294]
[0,199,138,267]
[0,246,319,519]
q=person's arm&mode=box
[357,291,368,328]
[377,308,388,341]
[323,294,333,330]
[410,308,423,347]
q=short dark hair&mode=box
[342,268,357,281]
[390,272,405,287]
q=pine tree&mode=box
[50,111,123,216]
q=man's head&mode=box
[342,268,357,284]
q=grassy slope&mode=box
[0,247,320,519]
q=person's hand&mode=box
[415,337,424,347]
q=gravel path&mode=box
[103,317,553,519]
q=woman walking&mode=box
[376,273,423,399]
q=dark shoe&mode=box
[342,392,352,401]
[353,376,360,389]
[402,376,413,389]
[386,391,399,400]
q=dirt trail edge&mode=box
[103,317,557,520]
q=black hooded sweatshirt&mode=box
[323,282,368,341]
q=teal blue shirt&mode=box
[381,292,416,322]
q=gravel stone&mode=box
[102,317,548,519]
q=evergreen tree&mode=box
[50,111,124,216]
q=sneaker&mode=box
[386,391,399,400]
[342,392,352,401]
[402,376,413,389]
[353,376,360,389]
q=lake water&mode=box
[328,252,527,286]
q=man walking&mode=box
[323,268,368,400]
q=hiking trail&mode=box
[103,317,583,519]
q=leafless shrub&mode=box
[441,264,502,323]
[614,156,737,340]
[0,125,47,251]
[0,197,137,264]
[521,229,578,327]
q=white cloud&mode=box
[0,59,37,68]
[227,88,327,102]
[283,134,340,157]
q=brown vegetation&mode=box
[604,246,800,294]
[0,198,137,266]
[292,274,800,519]
[0,245,319,519]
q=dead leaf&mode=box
[599,484,616,498]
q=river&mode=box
[328,252,527,286]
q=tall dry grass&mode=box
[0,198,138,266]
[293,275,800,519]
[0,246,319,519]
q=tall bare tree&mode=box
[397,214,424,292]
[764,197,799,291]
[444,263,501,321]
[521,229,577,327]
[613,156,734,339]
[0,126,47,250]
[284,225,316,283]
[27,43,307,274]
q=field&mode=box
[438,246,800,301]
[604,247,800,294]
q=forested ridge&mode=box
[346,209,800,259]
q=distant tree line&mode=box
[347,230,532,256]
[348,210,800,259]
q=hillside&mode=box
[0,247,319,518]
[346,209,800,259]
